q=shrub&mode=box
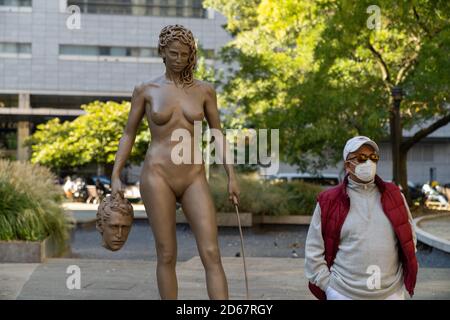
[209,170,322,216]
[0,160,73,253]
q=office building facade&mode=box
[0,0,231,161]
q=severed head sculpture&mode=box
[96,191,134,251]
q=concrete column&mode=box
[17,93,31,162]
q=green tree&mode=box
[26,101,150,174]
[206,0,450,197]
[306,0,450,200]
[205,0,329,152]
[195,45,224,86]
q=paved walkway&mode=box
[415,213,450,254]
[1,257,449,300]
[5,203,441,300]
[0,263,38,300]
[419,215,450,242]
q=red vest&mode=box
[308,174,418,300]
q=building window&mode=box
[30,94,130,110]
[422,145,434,162]
[60,44,216,62]
[60,45,99,56]
[66,0,206,18]
[0,0,31,6]
[0,94,19,108]
[407,144,434,162]
[0,42,31,57]
[378,145,391,161]
[60,44,158,58]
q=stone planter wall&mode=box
[0,236,71,263]
[252,215,312,225]
[175,211,253,227]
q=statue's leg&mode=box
[140,172,178,299]
[180,174,229,300]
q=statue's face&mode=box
[102,211,133,251]
[162,40,191,73]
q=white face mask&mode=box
[349,159,377,182]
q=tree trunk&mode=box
[389,109,398,183]
[389,95,412,203]
[398,151,411,205]
[390,97,402,186]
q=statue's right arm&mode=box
[111,84,146,182]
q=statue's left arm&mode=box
[203,83,240,205]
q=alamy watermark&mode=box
[366,5,381,31]
[170,121,280,175]
[366,265,381,290]
[66,5,81,30]
[66,265,81,290]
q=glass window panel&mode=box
[0,94,18,108]
[59,45,158,58]
[423,145,434,161]
[139,48,158,57]
[0,43,18,53]
[0,0,32,6]
[99,46,110,56]
[130,48,140,57]
[68,0,205,17]
[60,45,99,56]
[18,43,31,54]
[139,48,148,57]
[109,47,127,56]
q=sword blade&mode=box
[234,203,249,299]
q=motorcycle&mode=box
[422,182,449,210]
[72,177,88,202]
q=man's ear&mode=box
[343,160,350,173]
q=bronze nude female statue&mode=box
[111,25,240,300]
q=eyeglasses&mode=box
[347,153,380,163]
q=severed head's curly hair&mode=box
[96,192,134,236]
[158,24,197,87]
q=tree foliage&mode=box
[26,101,150,170]
[206,0,450,172]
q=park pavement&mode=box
[1,257,449,300]
[2,203,449,300]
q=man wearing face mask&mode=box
[305,136,418,300]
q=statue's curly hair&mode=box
[96,192,134,235]
[158,24,197,87]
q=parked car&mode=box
[87,175,111,190]
[385,180,424,202]
[123,182,141,203]
[86,175,141,202]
